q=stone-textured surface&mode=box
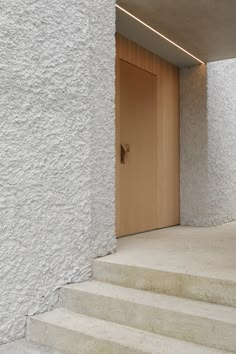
[180,59,236,226]
[0,339,63,354]
[27,308,229,354]
[180,65,208,225]
[26,224,236,353]
[207,59,236,225]
[93,222,236,307]
[61,280,236,351]
[0,0,116,344]
[89,0,117,258]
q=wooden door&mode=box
[119,60,158,236]
[116,34,180,237]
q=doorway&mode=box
[116,34,180,237]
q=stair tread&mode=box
[63,280,236,323]
[0,339,63,354]
[31,308,230,354]
[93,259,236,308]
[93,257,236,282]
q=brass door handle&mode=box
[120,144,130,164]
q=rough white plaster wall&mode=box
[0,0,116,344]
[207,59,236,225]
[180,65,209,225]
[180,60,236,226]
[89,0,117,257]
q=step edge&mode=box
[93,259,236,284]
[61,281,236,323]
[27,308,231,354]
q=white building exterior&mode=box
[0,0,235,343]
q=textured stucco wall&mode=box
[180,59,236,226]
[0,0,116,344]
[89,0,116,257]
[180,65,208,225]
[207,59,236,224]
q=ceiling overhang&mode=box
[116,0,236,68]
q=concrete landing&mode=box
[101,222,236,280]
[93,221,236,307]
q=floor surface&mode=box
[103,221,236,280]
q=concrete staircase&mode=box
[26,258,236,354]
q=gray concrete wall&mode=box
[207,59,236,225]
[0,0,116,343]
[180,59,236,226]
[180,65,209,226]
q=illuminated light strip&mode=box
[116,4,205,65]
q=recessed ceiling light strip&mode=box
[116,4,205,65]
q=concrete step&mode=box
[93,258,236,307]
[60,280,236,353]
[0,339,63,354]
[27,308,231,354]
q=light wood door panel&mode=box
[157,59,180,227]
[116,34,180,238]
[119,60,158,236]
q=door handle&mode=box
[120,144,130,164]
